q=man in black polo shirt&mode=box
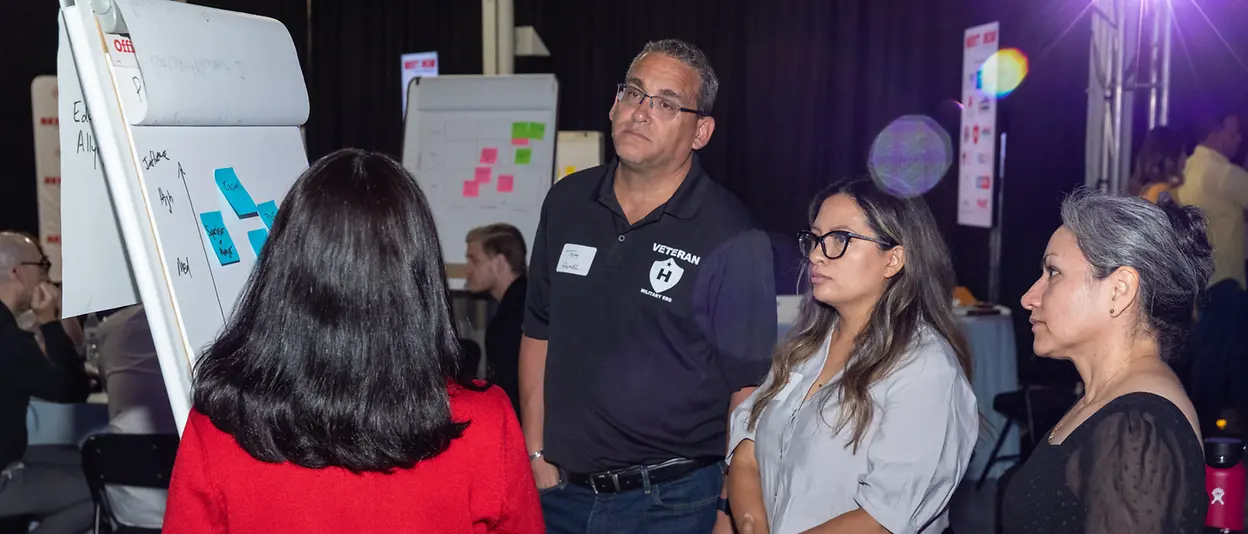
[520,39,777,533]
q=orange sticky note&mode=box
[511,137,530,146]
[497,174,514,193]
[462,181,479,197]
[479,148,498,165]
[474,166,492,183]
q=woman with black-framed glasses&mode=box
[725,178,978,534]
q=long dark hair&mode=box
[748,179,973,451]
[193,148,473,473]
[1128,126,1185,196]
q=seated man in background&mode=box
[0,232,93,534]
[95,304,176,530]
[464,224,528,415]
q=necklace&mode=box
[1048,357,1142,444]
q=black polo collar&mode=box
[594,155,709,222]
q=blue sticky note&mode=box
[247,228,269,256]
[214,167,258,217]
[257,200,278,229]
[199,211,240,265]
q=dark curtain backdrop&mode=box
[2,0,61,237]
[302,0,482,159]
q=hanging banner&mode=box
[957,22,1000,229]
[401,51,439,118]
[31,75,62,281]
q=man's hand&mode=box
[31,282,61,325]
[532,456,560,490]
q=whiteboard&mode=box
[401,75,557,269]
[60,0,308,432]
[555,131,604,182]
[58,25,140,317]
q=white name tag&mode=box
[556,244,597,276]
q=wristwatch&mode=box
[717,497,732,517]
[528,450,544,462]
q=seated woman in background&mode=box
[1002,191,1208,533]
[164,149,543,533]
[727,179,978,534]
[1129,126,1187,204]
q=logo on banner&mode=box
[977,175,991,189]
[977,198,989,209]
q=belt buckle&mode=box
[590,470,623,494]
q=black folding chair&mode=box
[80,434,180,534]
[976,357,1079,489]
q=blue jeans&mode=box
[540,463,722,534]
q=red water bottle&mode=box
[1206,436,1245,533]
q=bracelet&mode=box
[717,496,732,517]
[528,450,544,462]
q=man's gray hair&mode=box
[627,39,719,114]
[0,232,37,275]
[1060,189,1214,358]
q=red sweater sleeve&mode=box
[164,412,227,533]
[495,398,544,533]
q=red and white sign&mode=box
[31,75,62,281]
[106,33,139,68]
[400,51,439,118]
[958,22,999,229]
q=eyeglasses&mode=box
[615,83,707,121]
[797,230,895,260]
[21,258,52,273]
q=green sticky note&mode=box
[515,148,532,165]
[529,122,546,140]
[510,121,528,139]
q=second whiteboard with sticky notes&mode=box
[400,75,558,274]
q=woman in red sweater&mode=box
[164,149,543,533]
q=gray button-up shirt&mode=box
[728,326,978,534]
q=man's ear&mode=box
[691,116,715,150]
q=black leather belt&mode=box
[565,458,719,494]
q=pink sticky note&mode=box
[497,174,514,193]
[479,148,498,165]
[511,137,530,146]
[462,180,479,197]
[474,166,492,183]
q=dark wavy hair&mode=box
[747,178,973,451]
[193,148,474,473]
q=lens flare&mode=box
[868,115,953,198]
[980,48,1029,99]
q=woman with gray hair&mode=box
[1002,190,1209,533]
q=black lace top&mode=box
[1002,392,1206,534]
